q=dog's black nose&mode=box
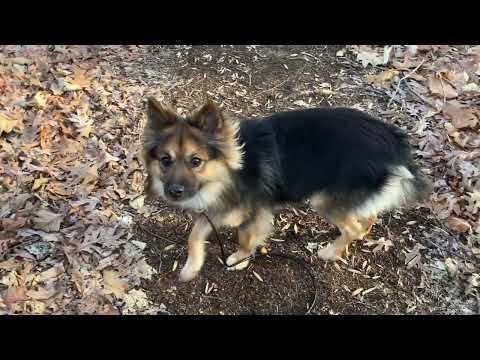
[167,184,185,200]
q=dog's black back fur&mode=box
[234,107,428,209]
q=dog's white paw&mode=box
[178,264,199,282]
[317,244,338,261]
[226,251,250,271]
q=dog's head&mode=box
[142,98,243,212]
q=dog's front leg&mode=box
[179,217,212,282]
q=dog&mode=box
[142,97,431,282]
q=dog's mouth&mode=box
[164,190,206,213]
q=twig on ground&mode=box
[138,224,182,245]
[404,80,438,109]
[423,237,474,264]
[388,59,426,107]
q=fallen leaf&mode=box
[26,287,56,300]
[444,258,458,276]
[366,69,399,87]
[97,304,120,315]
[356,48,386,67]
[7,57,33,65]
[392,56,421,70]
[35,265,63,282]
[64,67,92,91]
[428,76,458,99]
[32,91,49,109]
[442,102,478,129]
[40,123,53,149]
[103,270,128,299]
[32,209,63,232]
[129,195,145,211]
[4,286,28,308]
[134,259,157,280]
[447,216,472,234]
[46,182,74,197]
[123,289,149,312]
[404,244,426,269]
[32,177,49,191]
[0,217,27,232]
[461,83,480,93]
[0,113,17,135]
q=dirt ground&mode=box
[111,46,477,315]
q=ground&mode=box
[1,45,479,314]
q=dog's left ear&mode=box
[189,100,224,133]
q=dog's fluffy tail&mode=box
[391,125,432,205]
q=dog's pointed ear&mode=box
[147,97,177,129]
[189,100,224,133]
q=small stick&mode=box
[403,80,438,109]
[388,58,426,107]
[138,224,182,245]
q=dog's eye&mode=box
[160,156,173,167]
[190,157,202,168]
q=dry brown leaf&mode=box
[40,123,53,149]
[35,265,62,282]
[356,48,385,67]
[442,102,478,129]
[7,57,33,65]
[392,57,421,70]
[428,76,458,99]
[26,287,56,300]
[366,69,399,87]
[447,216,472,234]
[97,304,120,315]
[445,258,458,276]
[33,91,49,109]
[64,68,92,91]
[46,182,74,197]
[0,113,17,135]
[123,289,149,312]
[133,259,156,280]
[72,164,98,185]
[32,176,49,191]
[32,209,63,232]
[103,270,128,299]
[4,286,28,308]
[404,244,426,269]
[131,171,143,192]
[0,217,27,232]
[129,195,145,211]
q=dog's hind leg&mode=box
[226,208,273,271]
[317,215,375,261]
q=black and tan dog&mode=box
[142,98,431,282]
